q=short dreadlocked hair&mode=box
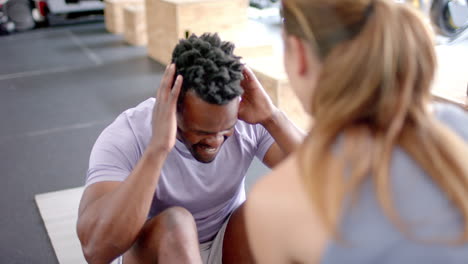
[171,33,244,106]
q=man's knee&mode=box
[126,207,199,263]
[160,206,198,240]
[163,206,196,229]
[139,206,198,249]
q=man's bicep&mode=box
[262,143,284,168]
[78,181,121,217]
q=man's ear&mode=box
[176,98,184,127]
[176,91,185,114]
[286,35,309,76]
[176,108,184,132]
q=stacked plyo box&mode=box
[246,56,311,131]
[145,0,273,64]
[144,0,309,129]
[105,0,143,34]
[432,45,468,110]
[124,4,147,46]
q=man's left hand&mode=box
[238,65,278,125]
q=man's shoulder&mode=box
[234,120,262,137]
[122,98,155,120]
[234,120,273,150]
[99,98,154,144]
[115,98,154,128]
[234,119,253,130]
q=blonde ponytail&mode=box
[283,0,468,243]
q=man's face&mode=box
[177,91,240,163]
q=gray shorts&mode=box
[117,216,229,264]
[200,216,229,264]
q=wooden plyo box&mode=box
[220,20,274,62]
[145,0,272,65]
[246,57,312,131]
[124,4,147,46]
[432,82,468,110]
[105,0,143,34]
[432,45,468,110]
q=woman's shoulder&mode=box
[433,103,468,140]
[245,153,328,263]
[246,154,303,222]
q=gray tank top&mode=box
[321,103,468,264]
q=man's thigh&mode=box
[121,214,164,264]
[222,203,255,264]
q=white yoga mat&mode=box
[35,187,119,264]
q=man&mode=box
[77,33,304,264]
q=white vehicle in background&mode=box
[249,0,467,43]
[0,0,103,34]
[397,0,468,41]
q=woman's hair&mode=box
[282,0,468,243]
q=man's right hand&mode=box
[150,64,183,153]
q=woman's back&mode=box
[322,104,468,264]
[246,104,468,263]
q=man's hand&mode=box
[238,66,278,125]
[150,64,183,152]
[238,66,305,168]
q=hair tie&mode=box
[365,0,375,19]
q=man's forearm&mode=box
[261,108,306,155]
[77,146,168,263]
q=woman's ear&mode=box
[285,35,309,76]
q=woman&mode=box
[244,0,468,263]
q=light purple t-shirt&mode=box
[86,98,275,242]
